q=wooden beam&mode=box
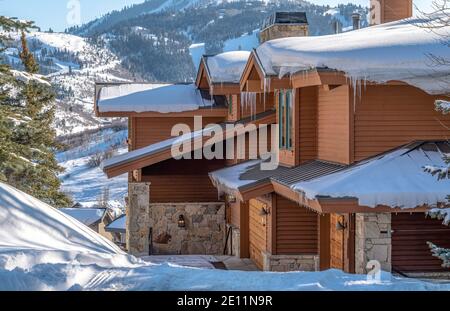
[239,201,250,258]
[319,214,331,270]
[240,182,274,201]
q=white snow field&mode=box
[1,181,450,291]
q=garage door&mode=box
[249,199,267,270]
[392,213,450,273]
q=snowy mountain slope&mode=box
[3,31,132,136]
[57,128,128,209]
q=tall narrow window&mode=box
[278,89,294,150]
[286,90,293,150]
[278,90,285,148]
[228,95,233,114]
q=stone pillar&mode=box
[355,213,392,273]
[262,252,319,272]
[126,182,150,256]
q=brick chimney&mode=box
[370,0,413,25]
[259,12,309,44]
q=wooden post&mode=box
[239,201,250,258]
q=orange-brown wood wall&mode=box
[141,158,225,203]
[275,195,319,255]
[353,85,450,161]
[317,85,351,164]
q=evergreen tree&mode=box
[19,31,39,74]
[421,0,450,267]
[0,16,71,207]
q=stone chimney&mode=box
[259,12,309,44]
[370,0,413,25]
[352,12,361,30]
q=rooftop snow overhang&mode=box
[195,55,247,95]
[274,141,450,214]
[102,110,276,178]
[209,159,289,202]
[59,208,107,226]
[105,215,126,233]
[94,83,228,117]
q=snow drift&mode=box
[0,181,120,254]
[256,15,450,94]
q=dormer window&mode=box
[278,89,293,150]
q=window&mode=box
[278,89,294,150]
[228,95,233,114]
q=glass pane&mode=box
[278,90,285,148]
[286,90,293,150]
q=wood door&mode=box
[330,214,345,270]
[329,213,355,272]
[249,199,267,270]
[392,213,450,273]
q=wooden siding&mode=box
[330,213,345,270]
[249,198,268,269]
[298,86,318,163]
[354,85,450,161]
[392,213,450,273]
[275,195,318,255]
[379,0,412,24]
[317,85,351,164]
[132,116,224,150]
[141,158,225,203]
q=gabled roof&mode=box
[95,83,227,117]
[290,141,450,210]
[254,16,450,94]
[105,214,126,233]
[59,208,106,226]
[102,109,276,178]
[196,51,250,95]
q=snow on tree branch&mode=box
[428,242,450,268]
[427,207,450,225]
[435,99,450,114]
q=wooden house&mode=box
[209,2,450,276]
[96,50,275,256]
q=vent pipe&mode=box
[333,20,342,34]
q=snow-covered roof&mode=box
[291,141,450,209]
[255,16,450,94]
[205,51,251,83]
[209,160,262,195]
[105,215,126,233]
[59,208,106,226]
[0,181,121,253]
[97,83,215,113]
[101,127,206,171]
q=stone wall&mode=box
[127,183,151,256]
[355,213,392,273]
[224,225,241,257]
[260,25,309,43]
[149,202,225,255]
[262,252,319,272]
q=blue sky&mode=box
[0,0,434,32]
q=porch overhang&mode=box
[102,110,276,178]
[272,141,450,214]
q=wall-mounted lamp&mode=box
[260,205,269,226]
[227,194,236,203]
[178,215,186,228]
[336,220,347,231]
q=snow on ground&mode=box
[58,129,128,209]
[1,181,450,291]
[256,15,450,94]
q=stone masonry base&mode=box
[355,213,392,273]
[149,202,225,255]
[262,252,319,272]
